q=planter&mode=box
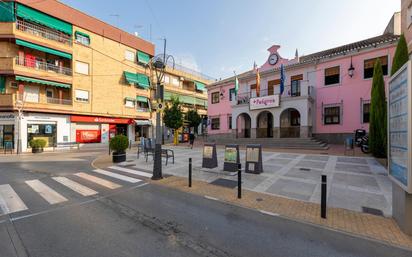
[32,147,43,154]
[112,151,126,163]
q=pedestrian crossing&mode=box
[0,166,150,216]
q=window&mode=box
[125,50,135,62]
[228,115,232,129]
[211,92,220,104]
[362,102,370,123]
[24,86,39,103]
[364,56,388,79]
[75,89,89,102]
[125,99,135,108]
[136,101,149,112]
[267,80,279,95]
[229,88,235,101]
[325,66,340,85]
[75,61,89,75]
[324,106,341,125]
[10,82,18,89]
[75,33,90,46]
[27,124,57,147]
[46,89,53,98]
[211,118,220,130]
[172,77,179,86]
[250,84,257,98]
[163,75,170,84]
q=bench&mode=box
[54,142,80,150]
[142,140,174,165]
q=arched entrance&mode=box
[257,111,273,138]
[280,108,301,138]
[236,113,251,138]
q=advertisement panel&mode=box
[76,130,101,143]
[388,60,412,193]
[250,94,280,110]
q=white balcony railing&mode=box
[16,19,72,46]
[46,97,72,105]
[15,56,72,76]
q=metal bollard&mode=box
[129,140,132,150]
[189,158,192,188]
[321,175,327,219]
[238,163,242,199]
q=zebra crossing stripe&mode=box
[25,180,68,205]
[75,172,121,189]
[93,169,142,183]
[108,166,152,178]
[52,177,98,196]
[0,184,28,215]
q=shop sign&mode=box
[250,94,280,110]
[0,114,15,121]
[388,60,412,193]
[71,115,133,124]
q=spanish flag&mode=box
[255,65,261,97]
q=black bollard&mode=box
[189,158,192,188]
[238,163,242,199]
[321,175,327,219]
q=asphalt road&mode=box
[0,150,411,257]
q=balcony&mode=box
[46,97,72,105]
[136,107,150,112]
[15,56,72,76]
[16,19,72,46]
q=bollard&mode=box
[321,175,327,219]
[129,140,132,150]
[238,163,242,199]
[189,158,192,188]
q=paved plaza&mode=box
[124,146,392,216]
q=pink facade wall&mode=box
[207,83,235,135]
[315,45,395,134]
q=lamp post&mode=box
[15,96,24,154]
[149,38,175,180]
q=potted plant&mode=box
[110,135,129,163]
[29,139,47,153]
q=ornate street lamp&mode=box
[148,38,175,180]
[348,56,355,78]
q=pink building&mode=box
[207,33,399,144]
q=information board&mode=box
[202,143,218,169]
[245,144,263,174]
[203,146,214,159]
[223,144,240,172]
[388,60,412,193]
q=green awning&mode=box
[125,97,135,102]
[75,31,90,38]
[0,2,15,22]
[124,71,150,89]
[15,75,71,88]
[17,4,72,35]
[137,51,150,65]
[16,39,72,59]
[0,76,5,94]
[195,81,206,91]
[136,96,148,103]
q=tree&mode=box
[369,59,387,158]
[163,96,183,145]
[186,109,202,134]
[391,34,409,76]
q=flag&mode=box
[255,65,260,97]
[280,64,285,95]
[234,76,239,95]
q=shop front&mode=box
[135,119,151,141]
[0,113,16,151]
[70,115,135,144]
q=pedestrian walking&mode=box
[189,131,195,149]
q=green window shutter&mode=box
[0,2,15,22]
[0,76,6,94]
[124,71,139,84]
[137,74,150,89]
[137,51,150,65]
[195,81,206,92]
[16,3,72,35]
[15,39,72,59]
[136,96,148,103]
[75,31,89,38]
[15,75,71,88]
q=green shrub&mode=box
[391,34,409,76]
[29,139,47,149]
[109,135,129,153]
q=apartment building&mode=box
[0,0,211,152]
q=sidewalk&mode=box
[151,175,412,250]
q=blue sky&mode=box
[61,0,400,79]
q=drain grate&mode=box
[299,168,311,171]
[362,206,383,216]
[210,178,238,189]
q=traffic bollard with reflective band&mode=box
[321,175,327,219]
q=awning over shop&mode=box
[16,39,72,59]
[15,75,71,89]
[137,51,150,65]
[124,71,150,89]
[195,81,206,92]
[16,3,73,35]
[136,96,148,103]
[135,119,152,126]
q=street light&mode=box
[15,96,25,154]
[348,56,355,78]
[148,38,175,180]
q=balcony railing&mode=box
[46,97,72,105]
[15,56,72,76]
[137,107,150,112]
[16,19,72,46]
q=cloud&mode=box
[174,53,201,72]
